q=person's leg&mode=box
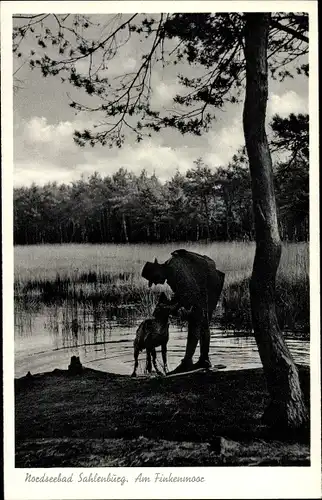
[167,311,201,375]
[193,308,212,369]
[195,270,225,368]
[198,311,212,363]
[184,315,200,360]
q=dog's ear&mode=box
[154,257,158,264]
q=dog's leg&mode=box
[151,347,163,375]
[131,347,139,377]
[161,342,168,374]
[146,350,152,374]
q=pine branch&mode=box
[270,20,308,43]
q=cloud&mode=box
[268,90,308,118]
[151,81,181,107]
[14,161,76,186]
[122,57,137,72]
[15,115,96,163]
[76,55,138,79]
[205,112,245,167]
[13,84,308,188]
[13,108,247,187]
[14,115,95,185]
[203,90,308,169]
[24,117,74,144]
[71,141,199,183]
[14,115,191,185]
[14,113,206,186]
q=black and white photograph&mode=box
[1,1,320,498]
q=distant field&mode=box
[14,241,308,283]
[14,242,309,334]
[14,241,255,283]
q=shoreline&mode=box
[14,331,310,379]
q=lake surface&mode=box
[14,303,310,378]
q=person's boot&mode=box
[167,358,194,375]
[192,358,211,370]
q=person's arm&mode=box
[168,294,180,314]
[167,295,195,319]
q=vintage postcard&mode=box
[1,1,320,498]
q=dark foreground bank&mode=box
[15,365,310,467]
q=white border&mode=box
[1,1,321,499]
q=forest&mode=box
[14,113,309,245]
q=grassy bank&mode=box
[15,365,310,467]
[14,242,309,334]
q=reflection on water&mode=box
[15,300,310,379]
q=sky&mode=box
[13,13,309,187]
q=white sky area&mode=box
[13,14,309,187]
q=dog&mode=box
[131,292,174,377]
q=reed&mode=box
[14,242,309,334]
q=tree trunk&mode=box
[122,213,129,243]
[223,191,231,240]
[243,13,308,431]
[203,196,211,241]
[70,219,75,243]
[107,206,112,242]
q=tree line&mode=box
[14,114,308,245]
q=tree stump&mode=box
[68,356,83,375]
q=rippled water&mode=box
[14,303,310,378]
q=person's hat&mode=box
[141,258,162,287]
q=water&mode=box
[14,302,310,379]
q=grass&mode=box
[15,365,310,467]
[15,241,256,282]
[14,241,309,334]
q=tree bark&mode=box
[203,196,211,241]
[223,190,231,240]
[243,13,308,431]
[122,213,129,243]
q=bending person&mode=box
[141,249,225,375]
